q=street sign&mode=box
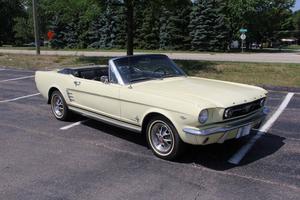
[239,28,248,33]
[240,33,246,40]
[240,33,246,53]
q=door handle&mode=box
[74,81,81,86]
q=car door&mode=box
[67,75,121,120]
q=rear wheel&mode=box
[146,116,185,160]
[50,90,70,121]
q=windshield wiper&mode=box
[130,75,181,83]
[130,77,156,83]
[161,74,182,78]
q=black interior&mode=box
[59,67,109,81]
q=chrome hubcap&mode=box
[52,95,64,117]
[150,121,174,154]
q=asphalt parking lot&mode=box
[0,68,299,200]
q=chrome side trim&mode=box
[69,106,142,133]
[66,90,75,102]
[183,108,268,136]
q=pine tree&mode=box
[179,4,192,50]
[77,17,91,49]
[159,2,191,50]
[99,3,115,48]
[159,7,172,50]
[49,15,66,49]
[87,16,103,48]
[189,1,213,51]
[138,5,160,49]
[112,6,126,49]
[59,13,89,49]
[63,18,79,48]
[189,0,229,51]
[134,1,147,49]
[212,0,229,50]
[87,2,125,49]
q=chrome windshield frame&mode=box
[108,59,125,85]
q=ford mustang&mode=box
[35,54,268,160]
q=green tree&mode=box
[87,16,103,48]
[13,17,34,45]
[293,10,300,43]
[225,0,258,41]
[190,0,229,51]
[245,0,295,46]
[136,4,160,49]
[0,0,24,45]
[43,0,103,48]
[133,0,147,48]
[159,1,191,50]
[225,0,295,47]
[99,3,115,48]
[294,10,300,30]
[2,0,297,51]
[159,7,171,49]
[113,6,127,48]
[63,18,80,48]
[49,14,66,49]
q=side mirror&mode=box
[100,76,109,84]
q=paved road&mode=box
[0,49,300,63]
[0,68,300,200]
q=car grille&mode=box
[223,98,265,120]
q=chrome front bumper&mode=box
[183,108,268,136]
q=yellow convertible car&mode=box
[35,54,268,160]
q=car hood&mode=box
[131,77,267,108]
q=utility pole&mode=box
[32,0,40,55]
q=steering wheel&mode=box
[153,67,167,76]
[132,66,143,73]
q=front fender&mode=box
[141,108,199,145]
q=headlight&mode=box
[224,109,233,119]
[198,109,209,124]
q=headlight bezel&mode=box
[260,98,266,107]
[198,109,209,124]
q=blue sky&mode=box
[293,0,300,11]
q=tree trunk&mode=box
[125,0,134,55]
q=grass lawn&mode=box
[285,45,300,50]
[176,60,300,88]
[0,54,299,88]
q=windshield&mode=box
[113,55,186,84]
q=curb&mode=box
[260,85,300,93]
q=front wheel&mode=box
[146,116,185,160]
[50,90,71,121]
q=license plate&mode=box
[236,124,252,139]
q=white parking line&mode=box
[60,120,88,130]
[0,69,6,71]
[228,92,295,165]
[0,93,41,103]
[0,75,34,83]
